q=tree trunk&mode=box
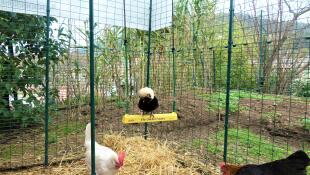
[2,39,15,110]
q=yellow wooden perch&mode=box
[122,112,178,124]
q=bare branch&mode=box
[266,0,272,36]
[297,5,310,18]
[296,62,310,75]
[284,0,310,18]
[283,0,294,15]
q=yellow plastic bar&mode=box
[122,112,178,124]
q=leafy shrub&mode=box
[0,101,44,129]
[0,11,69,128]
[292,76,310,97]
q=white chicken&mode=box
[85,123,125,175]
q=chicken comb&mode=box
[219,162,226,169]
[118,151,126,165]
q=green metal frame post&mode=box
[89,0,96,174]
[258,10,264,93]
[123,0,129,114]
[44,0,51,167]
[172,0,176,112]
[212,48,216,88]
[146,0,152,87]
[145,0,153,139]
[224,0,235,163]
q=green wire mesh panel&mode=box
[0,0,53,169]
[140,0,235,164]
[222,0,310,165]
[0,0,90,169]
[47,0,89,165]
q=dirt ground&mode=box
[0,90,309,172]
[94,91,310,147]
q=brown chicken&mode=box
[220,150,309,175]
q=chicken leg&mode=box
[149,112,155,120]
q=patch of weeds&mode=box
[185,128,293,164]
[236,91,280,101]
[48,121,84,144]
[301,118,310,130]
[201,90,283,113]
[48,132,58,144]
[201,91,244,113]
[0,146,13,161]
[261,112,282,123]
[62,122,84,136]
[115,100,126,108]
[0,144,24,161]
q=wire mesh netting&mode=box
[0,0,309,174]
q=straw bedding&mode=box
[3,134,220,175]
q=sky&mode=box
[220,0,310,23]
[0,0,308,46]
[1,0,308,27]
[0,0,172,31]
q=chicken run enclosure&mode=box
[0,0,310,174]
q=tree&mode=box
[0,11,68,128]
[249,0,310,94]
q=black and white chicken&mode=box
[138,87,159,118]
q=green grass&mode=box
[0,143,42,161]
[0,120,86,163]
[234,90,279,100]
[201,90,282,113]
[0,145,15,161]
[302,118,310,130]
[48,132,58,144]
[49,121,84,144]
[200,91,243,113]
[185,128,294,164]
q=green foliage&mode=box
[213,45,257,90]
[49,121,84,144]
[201,90,280,113]
[0,11,69,128]
[59,94,104,109]
[186,128,293,163]
[292,75,310,97]
[62,95,88,106]
[0,96,44,128]
[0,144,16,161]
[115,100,126,108]
[203,90,244,113]
[265,71,281,94]
[12,102,44,128]
[301,118,310,130]
[48,132,58,144]
[234,91,278,100]
[89,0,259,96]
